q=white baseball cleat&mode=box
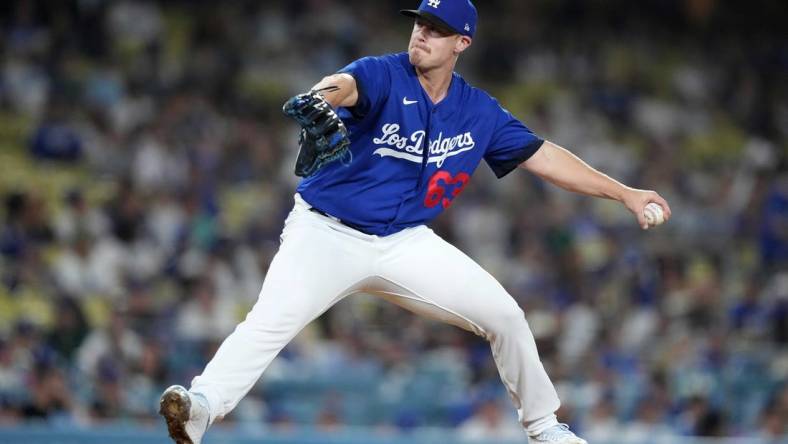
[159,385,210,444]
[529,423,588,443]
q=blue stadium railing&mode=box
[1,425,787,444]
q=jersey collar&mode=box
[398,52,463,118]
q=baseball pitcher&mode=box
[159,1,672,443]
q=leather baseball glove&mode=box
[282,86,352,177]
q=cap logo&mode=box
[427,0,440,8]
[464,23,470,32]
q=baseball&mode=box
[644,202,665,227]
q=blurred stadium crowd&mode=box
[0,0,786,442]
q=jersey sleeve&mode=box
[484,103,545,179]
[337,56,391,120]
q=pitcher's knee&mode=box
[486,308,530,339]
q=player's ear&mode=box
[454,36,472,55]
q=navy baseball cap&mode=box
[401,0,477,38]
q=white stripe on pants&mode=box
[190,194,560,429]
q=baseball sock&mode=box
[525,412,559,436]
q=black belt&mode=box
[309,207,370,234]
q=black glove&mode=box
[282,86,352,177]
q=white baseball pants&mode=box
[190,194,560,432]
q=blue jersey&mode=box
[297,52,544,236]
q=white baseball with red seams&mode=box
[644,202,665,227]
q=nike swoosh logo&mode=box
[403,97,418,105]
